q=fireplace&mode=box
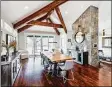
[77,52,88,65]
[78,53,82,63]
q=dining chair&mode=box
[43,56,55,76]
[57,60,74,83]
[98,50,105,60]
[58,49,65,66]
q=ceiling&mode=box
[1,1,101,33]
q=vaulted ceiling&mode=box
[1,1,101,34]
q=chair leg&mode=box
[41,58,43,65]
[56,66,62,77]
[63,76,67,83]
[46,64,53,76]
[63,69,74,82]
[71,69,74,80]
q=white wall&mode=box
[60,32,67,53]
[55,35,60,48]
[1,13,18,55]
[59,31,73,54]
[1,12,13,28]
[18,32,26,50]
[67,31,73,49]
[98,1,111,57]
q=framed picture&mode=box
[102,37,112,48]
[6,34,16,54]
[6,34,15,45]
[93,43,97,48]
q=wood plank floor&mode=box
[13,57,111,87]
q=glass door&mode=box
[26,35,34,57]
[26,35,42,57]
[42,36,49,51]
[26,35,55,57]
[49,36,55,51]
[35,35,42,56]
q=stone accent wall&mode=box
[72,6,99,67]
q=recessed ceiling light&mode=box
[24,6,29,10]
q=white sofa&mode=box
[18,50,29,59]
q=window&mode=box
[26,35,55,55]
[42,36,49,50]
[102,37,112,48]
[49,36,55,51]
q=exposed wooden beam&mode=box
[18,25,32,33]
[14,0,68,29]
[48,18,60,35]
[55,7,67,33]
[17,11,53,33]
[27,20,63,28]
[35,13,48,21]
[45,10,60,35]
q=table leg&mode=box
[53,62,57,76]
[66,71,69,79]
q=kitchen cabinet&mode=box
[1,52,21,86]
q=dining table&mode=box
[41,51,72,76]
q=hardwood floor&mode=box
[13,57,111,87]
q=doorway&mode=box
[26,35,55,57]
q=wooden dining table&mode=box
[42,51,72,76]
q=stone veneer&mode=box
[72,6,99,67]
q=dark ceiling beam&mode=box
[48,18,60,35]
[27,20,63,28]
[46,9,60,35]
[55,7,67,33]
[14,0,68,29]
[17,11,53,33]
[18,25,31,33]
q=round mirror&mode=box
[75,31,85,43]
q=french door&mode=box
[26,35,55,57]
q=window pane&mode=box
[49,37,54,42]
[26,36,34,55]
[42,36,48,50]
[49,36,54,51]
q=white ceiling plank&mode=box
[1,1,101,32]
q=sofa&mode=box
[18,50,29,59]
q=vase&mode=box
[13,47,16,54]
[6,51,9,61]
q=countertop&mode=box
[1,52,21,66]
